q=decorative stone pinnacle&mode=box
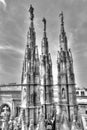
[42,18,46,32]
[29,4,34,21]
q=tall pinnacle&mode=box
[29,4,34,21]
[59,11,65,34]
[59,11,68,51]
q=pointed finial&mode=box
[42,18,46,32]
[29,5,34,21]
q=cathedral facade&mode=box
[0,5,84,130]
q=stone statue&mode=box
[29,119,34,130]
[60,115,70,130]
[62,88,66,98]
[8,116,13,130]
[38,113,45,130]
[71,114,78,130]
[36,124,40,130]
[42,18,46,32]
[29,5,34,21]
[59,11,64,26]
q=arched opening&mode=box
[0,104,11,129]
[0,104,11,113]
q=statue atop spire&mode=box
[27,4,36,48]
[59,11,64,26]
[42,17,47,39]
[29,4,34,21]
[42,18,46,32]
[41,17,48,55]
[59,11,65,34]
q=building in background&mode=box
[76,88,87,130]
[0,83,21,128]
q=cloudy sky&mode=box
[0,0,87,88]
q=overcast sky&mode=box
[0,0,87,88]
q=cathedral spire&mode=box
[59,11,68,51]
